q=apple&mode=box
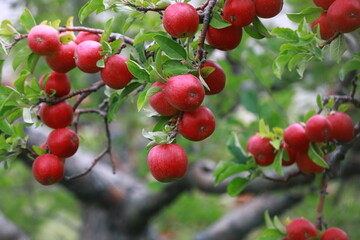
[326,112,354,143]
[247,136,276,166]
[45,40,77,73]
[305,115,333,142]
[101,54,134,89]
[206,24,243,51]
[200,60,226,95]
[48,128,79,158]
[282,143,297,166]
[149,82,179,116]
[164,74,205,112]
[147,144,188,182]
[321,227,349,240]
[313,0,336,10]
[327,0,360,33]
[27,25,60,56]
[39,71,71,97]
[162,3,199,38]
[39,101,73,129]
[296,151,325,174]
[74,40,103,73]
[32,154,64,185]
[311,12,337,40]
[254,0,283,18]
[178,105,216,141]
[284,123,310,152]
[75,31,101,44]
[223,0,256,27]
[286,218,318,240]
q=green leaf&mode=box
[339,59,360,80]
[337,104,350,112]
[27,53,40,73]
[200,66,215,78]
[96,58,105,68]
[109,39,123,55]
[133,31,167,45]
[119,81,143,98]
[259,119,270,137]
[78,0,104,23]
[137,86,161,111]
[326,96,335,110]
[274,216,286,234]
[153,35,187,60]
[244,25,266,39]
[101,17,114,45]
[303,109,316,122]
[12,46,32,71]
[330,34,346,63]
[264,210,275,229]
[209,11,232,29]
[20,8,36,32]
[308,143,329,168]
[316,94,323,109]
[272,148,284,176]
[126,60,150,81]
[0,20,18,36]
[152,116,171,132]
[252,17,271,38]
[227,132,249,163]
[0,119,14,135]
[14,70,30,93]
[286,7,323,23]
[22,108,33,124]
[259,229,286,240]
[271,27,299,42]
[163,60,189,76]
[227,177,249,196]
[214,161,253,185]
[32,145,46,156]
[273,51,293,78]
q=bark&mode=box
[0,212,30,240]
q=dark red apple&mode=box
[311,12,337,40]
[327,0,360,33]
[254,0,283,18]
[200,60,226,95]
[206,25,243,51]
[101,54,134,89]
[223,0,256,27]
[149,82,179,116]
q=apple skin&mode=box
[39,71,71,97]
[295,151,324,174]
[286,218,318,240]
[321,227,349,240]
[178,105,216,141]
[27,25,60,56]
[164,74,205,112]
[327,0,360,33]
[45,40,77,73]
[100,54,134,89]
[149,82,179,116]
[313,0,336,10]
[305,115,333,142]
[74,40,103,73]
[75,31,101,44]
[223,0,256,27]
[162,3,199,38]
[284,123,310,152]
[32,154,64,185]
[39,101,73,129]
[200,60,226,95]
[311,12,337,40]
[326,112,354,143]
[282,143,297,166]
[48,128,79,158]
[254,0,283,18]
[206,25,243,51]
[147,144,188,182]
[247,136,276,166]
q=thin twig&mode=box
[316,172,328,231]
[123,0,165,13]
[169,112,184,142]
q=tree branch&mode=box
[0,212,30,240]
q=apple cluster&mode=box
[310,0,360,40]
[247,111,355,174]
[284,217,349,240]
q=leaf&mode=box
[163,60,189,76]
[272,148,284,176]
[133,31,167,45]
[308,143,329,168]
[78,0,104,23]
[137,86,161,111]
[20,8,36,32]
[12,46,32,71]
[339,59,360,80]
[252,17,272,38]
[316,94,323,109]
[271,27,299,42]
[152,116,171,132]
[14,70,30,93]
[259,119,271,137]
[259,229,286,240]
[153,35,187,60]
[209,11,232,29]
[244,25,266,39]
[0,119,14,135]
[264,210,275,229]
[0,20,18,36]
[273,51,293,78]
[96,58,105,68]
[22,108,33,124]
[330,34,346,63]
[227,132,249,163]
[227,177,249,196]
[286,7,323,23]
[32,145,46,156]
[126,60,150,81]
[213,161,253,185]
[337,104,349,112]
[27,53,40,73]
[326,96,335,110]
[101,17,114,45]
[303,109,316,122]
[274,216,286,234]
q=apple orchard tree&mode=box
[0,0,359,239]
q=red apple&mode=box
[200,60,226,95]
[75,31,101,44]
[27,25,60,56]
[39,101,73,129]
[311,12,337,40]
[164,74,205,112]
[223,0,256,27]
[327,0,360,33]
[313,0,336,10]
[305,115,333,142]
[74,40,103,73]
[48,128,79,158]
[149,82,179,116]
[286,218,318,240]
[282,143,297,166]
[206,25,243,51]
[254,0,283,18]
[326,112,354,143]
[321,227,349,240]
[39,71,71,97]
[247,136,276,166]
[45,40,77,73]
[32,154,64,185]
[178,105,216,141]
[162,3,199,38]
[101,54,134,89]
[147,144,188,182]
[284,123,310,152]
[296,151,325,174]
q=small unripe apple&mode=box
[39,71,71,97]
[32,154,64,185]
[311,12,337,40]
[48,128,79,158]
[200,60,226,95]
[178,105,216,141]
[296,151,324,174]
[305,115,333,142]
[74,40,103,73]
[75,31,101,44]
[27,25,60,56]
[327,0,360,33]
[162,3,199,38]
[254,0,283,18]
[321,227,349,240]
[149,82,179,116]
[326,112,354,143]
[223,0,256,27]
[286,218,318,240]
[39,101,73,129]
[165,74,205,112]
[206,25,243,51]
[45,40,77,73]
[147,144,188,182]
[101,54,134,89]
[284,123,310,152]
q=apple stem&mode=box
[169,112,184,143]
